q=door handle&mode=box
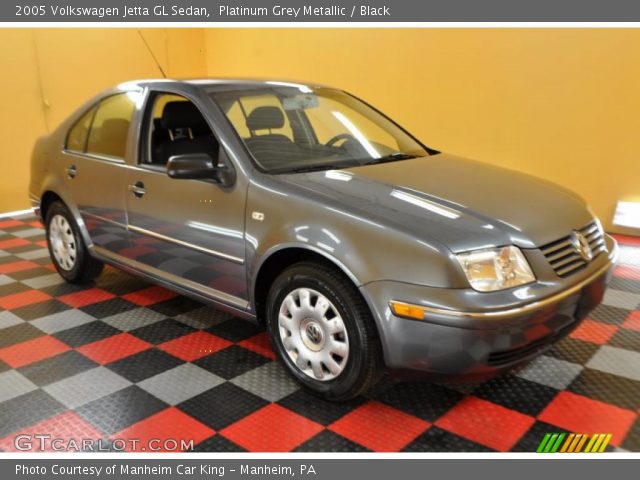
[128,181,146,198]
[66,164,77,179]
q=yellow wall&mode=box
[205,29,640,233]
[2,28,639,234]
[0,28,206,213]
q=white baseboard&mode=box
[0,208,35,219]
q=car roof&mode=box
[116,78,330,91]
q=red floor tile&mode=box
[538,391,636,446]
[28,220,43,228]
[0,336,71,368]
[435,396,535,451]
[221,404,323,452]
[77,333,151,365]
[0,411,103,452]
[0,260,40,274]
[0,238,30,250]
[329,400,430,452]
[122,286,177,306]
[157,331,232,362]
[614,265,640,281]
[58,288,116,308]
[612,234,640,247]
[570,319,618,345]
[622,311,640,332]
[111,407,214,452]
[0,290,51,310]
[35,240,48,248]
[0,219,25,229]
[238,332,276,360]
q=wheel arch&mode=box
[39,189,94,249]
[251,244,364,325]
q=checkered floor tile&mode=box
[0,214,638,452]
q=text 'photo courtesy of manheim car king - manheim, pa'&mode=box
[29,78,617,401]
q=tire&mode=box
[266,261,383,401]
[45,201,104,284]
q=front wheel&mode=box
[266,261,383,401]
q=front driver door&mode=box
[122,92,248,310]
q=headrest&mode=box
[246,106,285,131]
[161,101,207,130]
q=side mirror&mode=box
[166,150,235,187]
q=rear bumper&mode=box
[361,236,618,380]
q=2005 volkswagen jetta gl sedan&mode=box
[29,79,618,400]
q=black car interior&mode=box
[147,99,219,166]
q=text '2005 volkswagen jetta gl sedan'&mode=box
[29,79,618,400]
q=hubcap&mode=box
[278,288,349,382]
[48,214,77,271]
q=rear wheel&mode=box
[45,201,104,284]
[266,261,383,401]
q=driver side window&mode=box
[142,93,220,167]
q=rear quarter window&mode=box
[86,93,139,160]
[65,106,96,152]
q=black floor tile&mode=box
[404,426,494,452]
[106,348,184,383]
[177,383,268,431]
[279,389,365,426]
[206,318,263,342]
[76,385,168,435]
[130,319,195,345]
[192,434,247,452]
[19,350,98,386]
[295,430,369,452]
[375,381,466,422]
[0,322,45,348]
[0,390,66,437]
[53,321,120,347]
[12,300,71,321]
[194,345,270,380]
[568,368,640,411]
[472,375,559,417]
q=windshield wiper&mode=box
[285,164,352,174]
[364,153,418,165]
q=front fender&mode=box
[245,176,467,302]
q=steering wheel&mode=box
[325,133,356,148]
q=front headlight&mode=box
[455,246,535,292]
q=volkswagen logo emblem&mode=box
[570,231,593,262]
[305,323,323,345]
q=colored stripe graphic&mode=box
[560,433,575,453]
[598,434,612,453]
[537,433,552,453]
[537,433,612,453]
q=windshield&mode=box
[210,85,433,173]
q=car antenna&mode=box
[137,30,167,78]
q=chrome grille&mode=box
[540,222,606,277]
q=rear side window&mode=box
[86,93,138,160]
[65,106,96,153]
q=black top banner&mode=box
[5,0,640,22]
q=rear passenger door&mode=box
[61,91,140,253]
[121,91,249,309]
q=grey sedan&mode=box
[29,79,618,400]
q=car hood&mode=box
[279,153,594,253]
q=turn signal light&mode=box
[389,301,425,320]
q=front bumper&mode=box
[360,235,618,380]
